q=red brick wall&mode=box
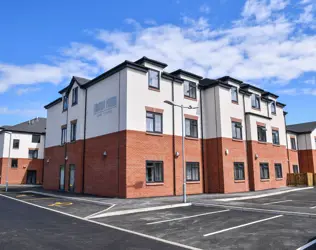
[0,157,43,184]
[84,131,126,198]
[43,144,65,191]
[204,137,249,194]
[247,141,288,191]
[288,149,299,173]
[125,130,203,198]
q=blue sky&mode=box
[0,0,315,125]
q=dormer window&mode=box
[72,87,78,106]
[251,94,260,109]
[184,81,197,99]
[148,69,159,89]
[271,101,276,114]
[63,96,68,111]
[231,86,238,103]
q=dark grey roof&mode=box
[287,121,316,134]
[170,69,203,80]
[1,118,46,134]
[44,97,62,109]
[134,56,168,69]
[73,76,90,86]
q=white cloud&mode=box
[144,19,157,26]
[300,0,312,5]
[16,87,41,96]
[277,88,298,95]
[200,4,210,14]
[298,4,314,23]
[0,0,315,94]
[304,77,316,84]
[278,87,316,96]
[0,106,46,117]
[242,0,289,23]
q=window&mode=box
[291,137,297,150]
[275,164,283,179]
[13,139,20,149]
[272,130,280,145]
[232,121,242,140]
[185,119,198,138]
[32,134,41,143]
[234,162,245,180]
[271,101,276,114]
[148,69,159,89]
[29,149,38,159]
[257,126,267,142]
[260,163,270,180]
[72,87,78,105]
[186,162,200,181]
[231,86,238,103]
[146,112,162,133]
[146,161,163,183]
[11,159,18,168]
[63,95,68,111]
[184,81,197,99]
[61,127,67,145]
[293,165,299,174]
[70,121,77,142]
[251,94,260,109]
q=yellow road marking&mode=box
[48,201,73,207]
[16,194,32,198]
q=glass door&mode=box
[59,165,65,191]
[69,165,75,192]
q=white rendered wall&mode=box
[1,132,45,159]
[86,69,127,139]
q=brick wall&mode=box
[247,141,288,191]
[288,149,299,173]
[0,157,43,184]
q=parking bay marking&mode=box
[263,200,293,205]
[203,215,283,237]
[0,194,201,250]
[146,209,230,225]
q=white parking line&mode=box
[0,194,201,250]
[203,215,283,237]
[84,204,116,219]
[310,206,316,209]
[297,239,316,250]
[146,209,230,225]
[263,200,293,205]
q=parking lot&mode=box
[1,188,316,249]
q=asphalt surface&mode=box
[0,195,184,250]
[93,205,316,250]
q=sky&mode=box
[0,0,315,126]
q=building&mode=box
[286,122,316,173]
[0,118,46,185]
[43,56,290,198]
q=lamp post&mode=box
[4,131,12,192]
[164,100,198,203]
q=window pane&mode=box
[184,81,190,96]
[185,119,191,136]
[191,121,198,137]
[154,163,162,182]
[155,114,162,132]
[231,87,238,102]
[146,118,154,132]
[271,102,276,113]
[190,84,196,99]
[251,95,256,107]
[186,164,192,180]
[149,70,159,88]
[146,167,153,182]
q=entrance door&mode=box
[59,165,65,191]
[26,170,36,184]
[69,165,75,192]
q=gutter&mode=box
[82,88,88,194]
[199,89,205,193]
[171,79,176,196]
[283,112,291,174]
[242,94,251,191]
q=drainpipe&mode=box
[171,79,176,196]
[242,93,251,191]
[82,88,88,194]
[117,71,121,197]
[213,88,221,192]
[283,112,291,174]
[199,88,205,193]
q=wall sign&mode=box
[94,96,117,117]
